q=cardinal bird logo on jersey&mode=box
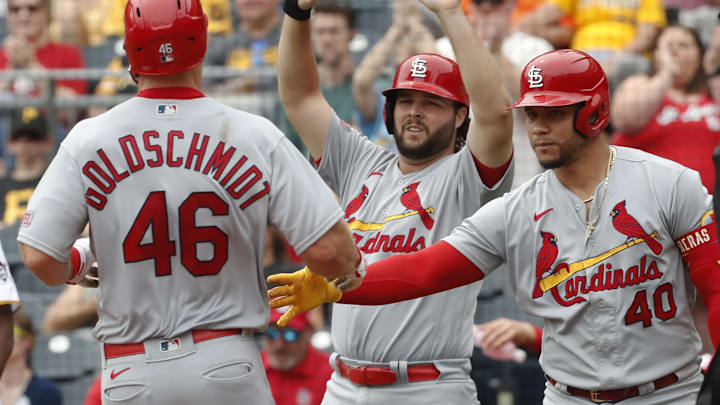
[534,231,559,298]
[345,185,369,223]
[400,182,434,230]
[610,200,663,255]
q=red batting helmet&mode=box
[124,0,208,79]
[510,49,610,137]
[382,53,470,136]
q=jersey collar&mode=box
[136,87,205,99]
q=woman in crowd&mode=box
[612,25,720,193]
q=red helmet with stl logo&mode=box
[510,49,610,137]
[382,53,470,135]
[124,0,208,79]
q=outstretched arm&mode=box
[420,0,513,168]
[277,0,334,159]
[339,241,484,304]
[267,241,483,325]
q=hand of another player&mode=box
[474,318,538,351]
[75,265,99,288]
[417,0,461,13]
[267,267,342,327]
[297,0,319,10]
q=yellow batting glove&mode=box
[267,267,342,327]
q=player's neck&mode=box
[397,148,453,174]
[138,66,202,92]
[552,138,611,199]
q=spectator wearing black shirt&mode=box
[0,107,52,229]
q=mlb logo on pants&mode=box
[160,339,181,352]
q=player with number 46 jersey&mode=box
[16,0,362,404]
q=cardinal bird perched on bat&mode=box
[610,200,663,255]
[534,231,559,298]
[345,185,369,222]
[400,182,434,230]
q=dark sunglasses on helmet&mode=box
[263,326,300,342]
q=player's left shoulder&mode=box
[614,146,693,182]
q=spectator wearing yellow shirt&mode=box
[517,0,666,66]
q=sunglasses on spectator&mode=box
[9,4,42,13]
[264,326,301,342]
[473,0,505,4]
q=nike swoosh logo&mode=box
[534,208,553,221]
[110,367,130,380]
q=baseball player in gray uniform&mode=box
[271,49,720,404]
[15,0,363,404]
[276,0,514,403]
[0,242,20,377]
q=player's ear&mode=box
[455,104,469,129]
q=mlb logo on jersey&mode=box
[160,338,181,352]
[157,104,178,115]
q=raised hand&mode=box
[267,267,343,327]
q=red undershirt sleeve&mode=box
[676,221,720,347]
[473,151,513,189]
[339,241,485,305]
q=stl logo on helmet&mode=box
[410,57,428,78]
[527,66,543,88]
[159,42,175,63]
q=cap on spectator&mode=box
[10,107,48,141]
[269,308,311,331]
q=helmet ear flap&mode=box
[384,98,395,135]
[575,94,610,137]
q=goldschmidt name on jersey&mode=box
[82,131,269,211]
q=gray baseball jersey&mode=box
[318,113,513,362]
[17,90,343,343]
[0,242,20,311]
[445,146,708,389]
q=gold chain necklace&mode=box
[586,146,616,238]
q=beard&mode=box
[394,117,456,160]
[536,131,591,169]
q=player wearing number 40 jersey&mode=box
[271,49,720,404]
[16,0,363,404]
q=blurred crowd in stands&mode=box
[0,0,719,403]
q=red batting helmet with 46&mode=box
[124,0,208,79]
[510,49,610,137]
[382,53,470,135]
